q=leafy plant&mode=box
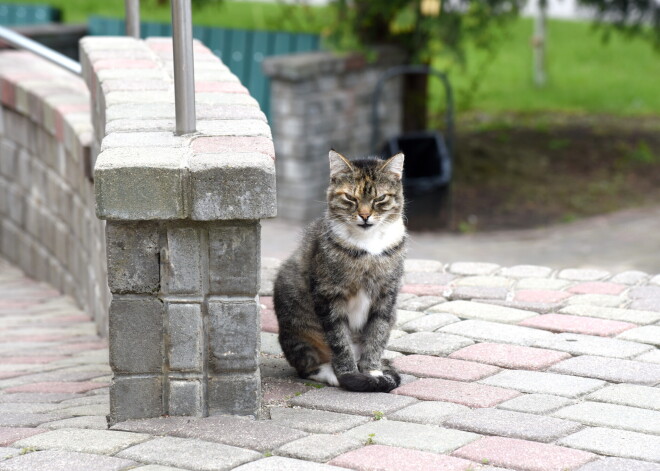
[365,433,377,445]
[372,410,384,420]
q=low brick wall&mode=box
[263,48,405,222]
[80,37,276,423]
[0,51,109,335]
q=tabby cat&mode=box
[273,150,406,392]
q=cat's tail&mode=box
[338,368,401,393]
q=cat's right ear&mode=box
[329,149,354,178]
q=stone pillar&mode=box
[80,37,276,424]
[263,47,405,223]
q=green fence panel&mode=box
[0,3,60,26]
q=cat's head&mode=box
[327,149,405,231]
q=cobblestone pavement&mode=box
[1,255,660,471]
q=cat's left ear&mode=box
[329,149,354,178]
[380,152,405,180]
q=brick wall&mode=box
[0,51,109,335]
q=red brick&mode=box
[329,445,477,471]
[392,354,499,381]
[453,436,596,471]
[449,342,570,370]
[515,290,572,303]
[568,282,627,295]
[0,427,47,446]
[519,313,636,336]
[400,284,448,297]
[6,381,108,394]
[393,378,520,407]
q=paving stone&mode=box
[568,282,627,295]
[453,436,596,471]
[449,286,510,301]
[439,320,553,346]
[0,413,67,427]
[448,343,570,370]
[0,450,137,471]
[400,284,449,297]
[427,300,536,323]
[478,298,564,314]
[501,265,554,279]
[43,416,109,430]
[454,276,512,288]
[404,259,445,272]
[444,408,583,443]
[497,394,574,414]
[479,370,606,398]
[232,456,345,470]
[394,378,520,407]
[651,274,660,286]
[343,420,479,454]
[328,444,477,471]
[117,436,261,471]
[5,381,107,394]
[13,428,151,455]
[576,457,660,471]
[566,294,626,307]
[397,296,446,311]
[0,427,47,446]
[131,466,188,471]
[260,332,282,355]
[388,332,473,356]
[392,354,499,381]
[516,278,571,290]
[394,310,426,327]
[0,393,81,403]
[617,325,660,346]
[520,313,636,337]
[388,401,470,425]
[631,298,660,312]
[559,304,660,325]
[404,271,455,285]
[288,387,417,416]
[636,349,660,364]
[586,383,660,410]
[558,268,610,281]
[549,355,660,385]
[514,290,572,304]
[558,427,660,463]
[268,407,369,433]
[399,313,460,332]
[553,401,660,435]
[449,262,500,276]
[274,434,361,462]
[533,333,653,359]
[0,448,19,461]
[610,270,649,285]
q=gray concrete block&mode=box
[268,407,370,433]
[106,222,160,294]
[289,387,417,416]
[275,434,362,462]
[208,371,260,416]
[558,427,660,463]
[167,303,203,372]
[549,355,660,385]
[388,401,470,425]
[168,379,203,417]
[388,332,474,356]
[497,393,574,414]
[553,401,660,435]
[208,301,259,372]
[109,296,163,374]
[208,223,260,296]
[110,375,163,425]
[163,227,202,294]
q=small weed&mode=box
[263,450,273,457]
[481,458,490,464]
[628,141,656,163]
[372,410,384,420]
[365,433,376,445]
[294,392,302,396]
[19,447,37,455]
[304,382,325,389]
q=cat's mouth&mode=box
[357,223,373,230]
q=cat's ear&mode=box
[329,149,354,177]
[380,152,405,180]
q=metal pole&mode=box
[125,0,140,39]
[171,0,196,135]
[0,25,81,76]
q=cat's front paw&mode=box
[308,363,339,387]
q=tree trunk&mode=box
[403,72,429,133]
[533,0,548,87]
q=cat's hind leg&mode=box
[278,328,338,386]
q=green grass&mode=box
[432,18,660,116]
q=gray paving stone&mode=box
[404,271,455,285]
[232,456,346,470]
[516,278,571,290]
[449,286,509,301]
[631,298,660,312]
[553,401,660,435]
[427,300,537,323]
[454,276,512,288]
[268,407,369,433]
[439,319,553,346]
[43,415,109,430]
[260,332,282,356]
[566,294,626,307]
[558,268,610,281]
[394,310,426,327]
[496,393,575,414]
[397,296,446,311]
[14,428,151,455]
[610,270,649,285]
[558,427,660,463]
[533,333,653,359]
[637,349,660,364]
[500,265,554,279]
[0,413,68,427]
[274,434,361,462]
[0,448,19,461]
[388,332,473,355]
[0,394,81,404]
[577,457,660,471]
[449,262,500,276]
[404,259,445,272]
[399,313,460,332]
[288,387,417,416]
[0,403,65,414]
[479,370,606,398]
[388,401,470,425]
[587,383,660,410]
[549,355,660,385]
[117,437,261,471]
[444,408,582,443]
[651,274,660,286]
[343,420,480,454]
[0,450,136,471]
[617,326,660,346]
[559,304,660,325]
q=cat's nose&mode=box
[358,212,370,222]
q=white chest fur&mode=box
[345,289,371,332]
[331,218,406,256]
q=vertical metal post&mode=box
[125,0,140,39]
[171,0,197,135]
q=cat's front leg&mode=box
[312,295,358,376]
[357,294,397,374]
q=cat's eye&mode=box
[340,194,357,205]
[374,195,390,204]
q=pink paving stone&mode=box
[260,308,279,334]
[329,445,477,471]
[0,356,67,364]
[392,354,499,381]
[49,341,108,354]
[194,81,249,94]
[452,436,596,471]
[514,290,572,303]
[400,284,448,297]
[0,371,24,379]
[6,381,108,394]
[519,313,636,337]
[448,342,570,370]
[0,427,47,446]
[393,378,520,407]
[192,136,275,159]
[261,296,274,309]
[262,380,310,403]
[568,282,627,295]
